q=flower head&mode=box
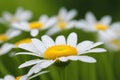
[76,12,112,32]
[16,32,106,76]
[98,22,120,51]
[0,7,32,25]
[12,15,56,37]
[46,7,77,35]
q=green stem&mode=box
[57,66,66,80]
[0,59,9,75]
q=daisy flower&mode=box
[0,7,32,25]
[0,71,48,80]
[16,32,106,76]
[46,7,77,35]
[98,22,120,51]
[0,38,32,56]
[0,29,21,43]
[0,75,26,80]
[12,15,56,37]
[76,12,112,32]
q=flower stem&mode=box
[0,59,9,75]
[57,66,66,80]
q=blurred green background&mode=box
[0,0,120,80]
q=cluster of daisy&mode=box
[0,6,119,80]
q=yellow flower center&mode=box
[15,38,32,47]
[95,24,108,30]
[29,22,43,29]
[44,45,77,60]
[0,34,8,42]
[58,21,67,29]
[111,39,120,48]
[15,76,22,80]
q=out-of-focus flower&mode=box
[0,43,14,56]
[16,32,106,76]
[76,12,112,32]
[12,15,56,37]
[0,29,21,43]
[98,22,120,51]
[0,75,26,80]
[0,38,32,56]
[0,71,48,80]
[46,7,77,35]
[0,7,32,25]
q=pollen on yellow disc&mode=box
[15,76,22,80]
[44,45,77,60]
[29,22,43,29]
[58,21,67,29]
[0,34,8,42]
[15,38,32,47]
[95,24,108,30]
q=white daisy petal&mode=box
[58,57,68,62]
[88,42,103,49]
[40,60,55,68]
[59,7,67,18]
[27,60,54,76]
[4,75,15,80]
[30,29,39,37]
[20,75,28,80]
[83,48,106,53]
[11,22,29,31]
[18,43,40,54]
[2,12,12,21]
[39,15,48,23]
[68,56,96,63]
[75,20,87,29]
[41,35,54,48]
[55,35,66,45]
[46,27,60,36]
[66,9,77,21]
[76,40,93,52]
[0,43,14,56]
[86,12,96,25]
[27,63,42,76]
[66,21,76,29]
[100,15,112,25]
[67,32,77,47]
[28,71,49,80]
[32,38,46,54]
[6,29,21,39]
[18,59,44,68]
[44,17,56,29]
[16,52,40,57]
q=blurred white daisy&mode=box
[76,12,112,32]
[0,75,26,80]
[0,43,14,56]
[0,29,21,43]
[46,7,77,35]
[0,7,32,25]
[98,22,120,51]
[12,15,56,37]
[0,38,32,56]
[16,32,106,76]
[0,71,48,80]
